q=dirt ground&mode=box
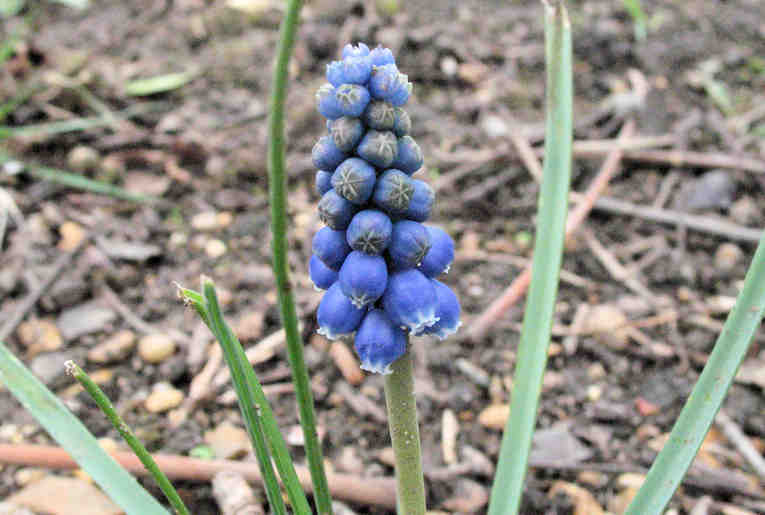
[2,0,765,513]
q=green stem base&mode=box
[384,346,426,515]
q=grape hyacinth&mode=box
[311,43,461,374]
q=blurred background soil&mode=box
[1,0,765,513]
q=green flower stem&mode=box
[626,232,765,514]
[65,362,190,515]
[488,2,573,514]
[384,345,426,515]
[267,0,333,513]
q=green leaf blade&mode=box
[0,342,169,515]
[626,232,765,514]
[488,2,573,514]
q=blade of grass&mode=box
[203,281,312,514]
[0,151,164,205]
[0,102,166,139]
[0,341,169,515]
[267,0,333,513]
[622,0,647,40]
[625,231,765,514]
[181,285,289,515]
[125,70,198,97]
[65,361,190,515]
[488,2,573,514]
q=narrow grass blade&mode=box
[125,71,197,97]
[66,361,190,515]
[202,280,312,515]
[0,151,164,205]
[181,285,289,515]
[0,342,169,515]
[626,232,765,514]
[488,2,573,514]
[0,102,165,139]
[267,0,333,513]
[622,0,647,40]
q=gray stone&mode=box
[57,301,116,340]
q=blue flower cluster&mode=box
[311,43,460,375]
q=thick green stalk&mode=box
[488,2,573,514]
[267,1,332,513]
[626,232,765,514]
[66,362,190,515]
[384,346,426,515]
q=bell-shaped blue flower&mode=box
[354,309,406,374]
[404,179,434,222]
[341,55,373,85]
[369,46,395,67]
[382,269,438,334]
[312,226,351,270]
[372,169,413,215]
[316,83,343,119]
[419,226,454,277]
[392,107,411,136]
[317,282,366,340]
[389,220,431,269]
[312,135,347,171]
[318,190,357,230]
[391,135,423,175]
[315,170,333,196]
[331,157,377,205]
[342,42,370,59]
[326,61,346,87]
[369,64,410,106]
[329,116,364,153]
[309,254,338,290]
[363,100,396,131]
[334,84,370,117]
[356,130,398,169]
[421,280,461,340]
[339,251,388,307]
[346,209,393,255]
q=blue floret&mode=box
[421,280,461,340]
[388,220,431,269]
[316,83,343,119]
[329,117,365,153]
[312,135,347,171]
[342,42,370,59]
[317,283,366,340]
[391,135,423,175]
[356,130,398,168]
[369,46,396,67]
[372,169,414,215]
[419,226,455,277]
[309,254,338,290]
[354,309,406,374]
[312,226,351,270]
[369,64,411,106]
[405,179,435,222]
[382,269,438,334]
[331,157,377,205]
[335,84,371,117]
[318,189,357,230]
[346,209,393,255]
[339,251,388,307]
[315,170,333,196]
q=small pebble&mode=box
[191,211,232,231]
[586,384,602,402]
[730,196,760,225]
[440,55,458,77]
[478,404,510,430]
[204,422,251,459]
[67,145,99,172]
[138,333,176,363]
[17,319,63,356]
[13,468,46,487]
[145,384,184,413]
[205,239,227,258]
[88,330,136,363]
[714,242,743,271]
[441,409,459,465]
[57,221,87,252]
